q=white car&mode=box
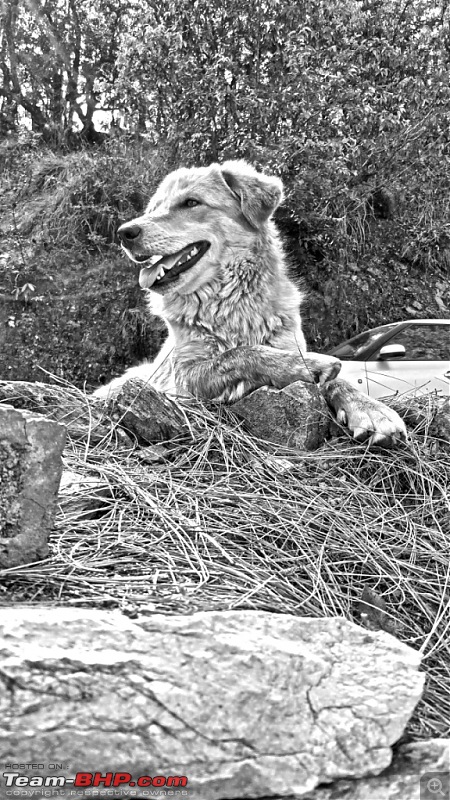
[328,319,450,399]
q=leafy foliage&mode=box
[0,138,171,385]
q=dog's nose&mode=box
[118,223,142,243]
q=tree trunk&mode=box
[3,0,49,133]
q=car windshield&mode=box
[331,324,398,360]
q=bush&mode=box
[17,137,177,250]
[0,138,174,387]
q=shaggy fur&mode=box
[95,160,406,446]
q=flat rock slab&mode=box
[0,404,66,568]
[0,609,424,798]
[232,380,331,450]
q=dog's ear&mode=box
[220,161,283,228]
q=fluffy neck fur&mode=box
[148,222,306,352]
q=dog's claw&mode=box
[323,379,407,447]
[336,408,348,426]
[341,403,407,447]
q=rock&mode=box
[392,397,450,450]
[0,609,424,798]
[110,378,188,443]
[231,380,330,450]
[0,404,65,568]
[430,399,450,447]
[59,470,114,519]
[0,380,114,444]
[300,738,450,799]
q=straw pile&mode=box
[1,387,449,742]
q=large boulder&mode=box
[0,608,424,798]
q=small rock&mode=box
[111,379,188,444]
[232,380,330,450]
[59,470,113,519]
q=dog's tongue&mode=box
[138,247,191,289]
[139,264,160,289]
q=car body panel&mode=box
[334,361,370,394]
[329,320,450,399]
[364,359,450,399]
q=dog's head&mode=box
[117,160,283,296]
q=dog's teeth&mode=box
[190,246,199,257]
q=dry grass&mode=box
[1,391,449,742]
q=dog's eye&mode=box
[183,198,200,208]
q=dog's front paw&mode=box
[302,353,342,386]
[336,396,407,446]
[322,379,407,447]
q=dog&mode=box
[94,160,406,446]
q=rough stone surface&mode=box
[111,378,188,443]
[59,470,114,519]
[0,404,65,568]
[0,379,114,443]
[301,738,450,799]
[0,608,424,798]
[232,380,331,450]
